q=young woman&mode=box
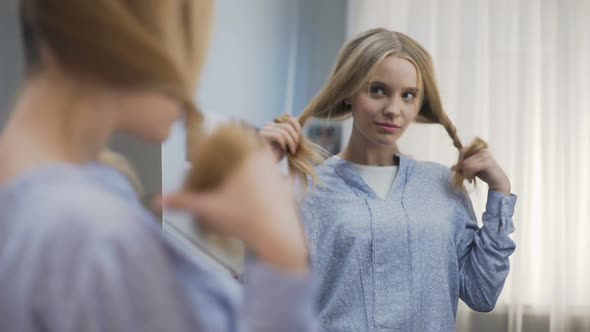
[263,28,517,331]
[0,1,316,331]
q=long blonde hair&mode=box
[279,28,486,190]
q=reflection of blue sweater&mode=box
[0,163,317,332]
[301,155,517,331]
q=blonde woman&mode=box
[0,1,315,331]
[263,28,516,331]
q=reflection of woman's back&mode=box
[267,28,517,331]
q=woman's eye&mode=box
[402,92,416,100]
[370,86,386,96]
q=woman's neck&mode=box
[0,72,116,183]
[338,129,400,166]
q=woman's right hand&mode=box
[259,115,302,161]
[160,149,308,274]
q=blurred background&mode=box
[1,0,589,331]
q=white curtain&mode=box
[346,0,590,331]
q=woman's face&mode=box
[348,55,421,148]
[114,90,183,143]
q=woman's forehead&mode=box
[371,56,419,89]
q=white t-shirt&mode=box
[333,156,398,200]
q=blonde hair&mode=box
[21,0,212,104]
[278,28,486,190]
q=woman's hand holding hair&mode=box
[259,115,302,161]
[161,125,308,274]
[451,138,511,195]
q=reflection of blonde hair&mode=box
[98,150,143,195]
[278,28,486,190]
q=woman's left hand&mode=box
[452,149,511,195]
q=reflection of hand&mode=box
[259,115,302,161]
[452,149,511,195]
[161,149,308,274]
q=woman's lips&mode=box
[375,122,401,133]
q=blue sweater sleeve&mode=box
[454,189,517,312]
